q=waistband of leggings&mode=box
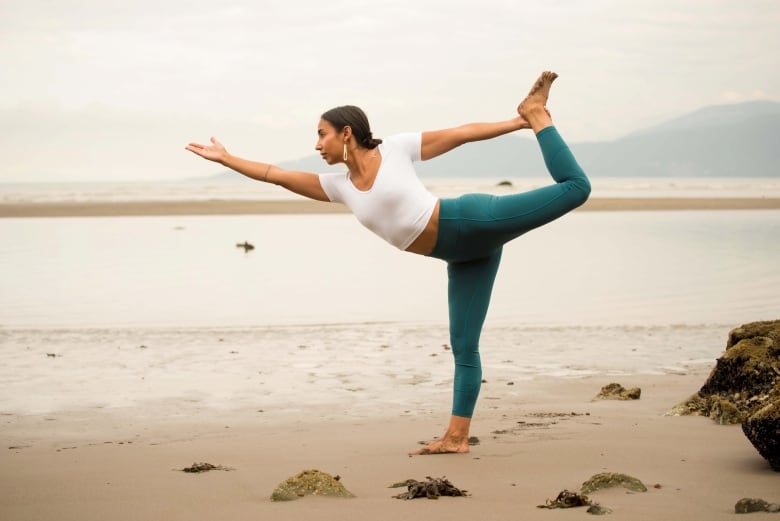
[429,197,459,260]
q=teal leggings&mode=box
[428,126,591,418]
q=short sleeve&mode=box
[389,132,422,162]
[318,172,347,203]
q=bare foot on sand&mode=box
[517,71,557,132]
[409,435,470,456]
[410,415,472,455]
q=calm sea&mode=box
[1,176,778,329]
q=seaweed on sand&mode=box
[391,476,469,500]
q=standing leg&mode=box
[417,71,590,455]
[411,248,502,455]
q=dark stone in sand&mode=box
[735,497,780,513]
[587,504,614,515]
[669,320,780,470]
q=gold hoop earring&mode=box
[343,142,348,161]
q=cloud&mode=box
[1,0,778,180]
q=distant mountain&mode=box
[575,100,780,177]
[628,100,780,136]
[211,101,780,180]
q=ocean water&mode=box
[1,209,778,329]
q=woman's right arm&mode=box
[185,137,330,202]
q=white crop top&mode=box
[318,132,438,250]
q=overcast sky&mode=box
[1,0,778,182]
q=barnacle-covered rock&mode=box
[594,383,641,401]
[270,469,354,501]
[669,320,780,470]
[580,472,647,494]
[670,320,780,424]
[742,393,780,471]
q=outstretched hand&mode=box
[185,137,227,163]
[516,107,552,130]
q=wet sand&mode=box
[1,197,779,217]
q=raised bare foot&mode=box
[517,71,558,132]
[409,436,470,456]
[517,71,557,114]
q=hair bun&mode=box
[362,133,383,148]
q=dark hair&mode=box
[321,105,383,149]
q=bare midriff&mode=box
[405,199,440,256]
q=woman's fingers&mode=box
[185,137,224,161]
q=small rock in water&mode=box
[236,241,255,252]
[594,383,641,401]
[271,469,354,501]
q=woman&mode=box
[186,71,591,455]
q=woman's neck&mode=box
[346,147,381,191]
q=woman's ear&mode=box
[342,125,352,141]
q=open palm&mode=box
[185,137,226,163]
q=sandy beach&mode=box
[1,325,778,521]
[1,195,778,519]
[1,196,780,217]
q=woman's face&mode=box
[315,119,345,165]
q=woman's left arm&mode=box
[420,116,529,161]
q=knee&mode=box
[570,175,591,207]
[450,339,481,368]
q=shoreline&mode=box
[2,197,780,217]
